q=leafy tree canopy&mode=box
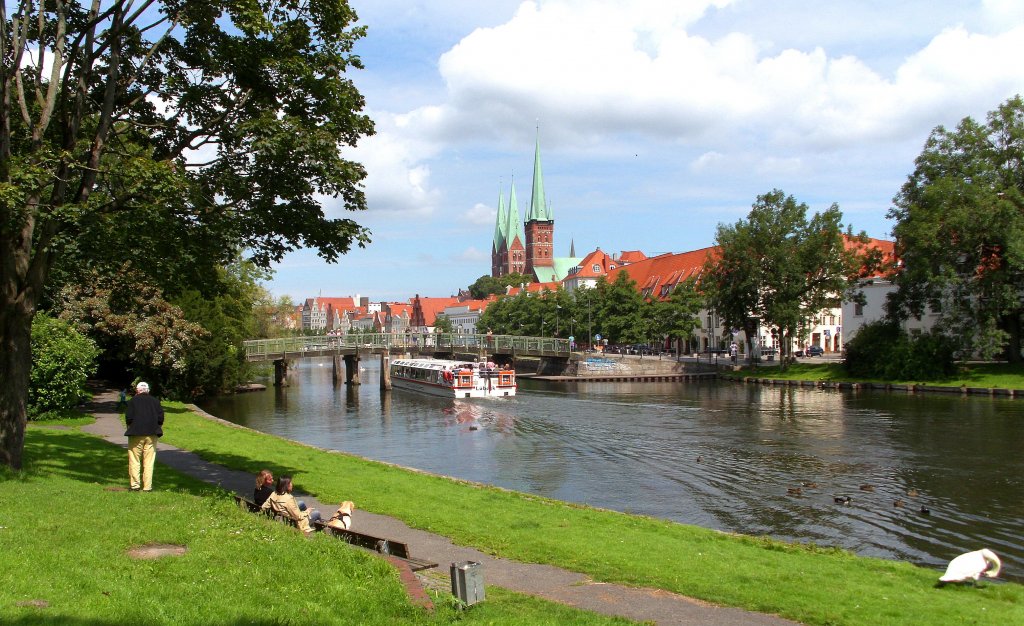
[0,0,374,468]
[705,189,866,367]
[468,273,533,299]
[888,95,1024,361]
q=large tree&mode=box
[0,0,374,468]
[888,95,1024,361]
[705,190,864,368]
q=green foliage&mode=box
[889,95,1024,361]
[53,268,207,395]
[433,313,454,333]
[705,189,865,367]
[28,315,99,418]
[843,320,957,380]
[1,0,375,466]
[468,273,533,298]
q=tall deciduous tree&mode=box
[705,190,863,368]
[0,0,374,468]
[888,95,1024,361]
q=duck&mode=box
[834,495,851,505]
[893,499,905,508]
[696,456,703,463]
[802,481,819,489]
[859,484,875,492]
[787,487,802,496]
[907,489,919,497]
[920,506,931,516]
[938,549,1001,584]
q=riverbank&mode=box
[721,362,1024,396]
[65,392,1024,624]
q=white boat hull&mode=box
[390,358,516,399]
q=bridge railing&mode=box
[243,333,570,361]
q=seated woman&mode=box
[253,469,274,507]
[260,475,321,533]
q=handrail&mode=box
[243,333,571,361]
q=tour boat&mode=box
[389,358,517,398]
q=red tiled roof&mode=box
[617,250,648,264]
[411,296,460,326]
[606,246,718,300]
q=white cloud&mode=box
[414,0,1024,153]
[456,246,489,262]
[464,202,496,226]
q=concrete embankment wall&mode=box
[516,354,715,380]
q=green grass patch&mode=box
[0,426,635,625]
[742,361,1024,388]
[152,403,1024,626]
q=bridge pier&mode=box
[380,353,391,390]
[344,354,361,385]
[274,360,289,387]
[332,356,344,384]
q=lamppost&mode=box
[555,305,561,337]
[587,293,593,350]
[541,319,546,337]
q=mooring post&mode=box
[344,354,361,385]
[332,356,344,383]
[380,353,391,390]
[274,359,289,387]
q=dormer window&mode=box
[609,264,616,270]
[592,264,601,273]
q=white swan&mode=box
[938,549,1001,583]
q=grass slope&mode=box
[0,426,634,626]
[743,362,1024,388]
[159,403,1023,626]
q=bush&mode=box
[30,314,100,418]
[843,319,957,380]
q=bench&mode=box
[234,495,437,572]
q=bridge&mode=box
[242,333,571,386]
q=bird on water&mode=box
[938,549,1001,585]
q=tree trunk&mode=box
[0,302,33,469]
[1002,312,1022,363]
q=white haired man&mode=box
[124,382,164,491]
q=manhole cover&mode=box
[127,543,187,559]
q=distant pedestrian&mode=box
[730,342,738,363]
[124,381,164,492]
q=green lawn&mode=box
[741,361,1024,388]
[151,404,1023,626]
[0,425,636,626]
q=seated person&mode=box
[253,469,274,507]
[260,475,321,533]
[327,501,356,530]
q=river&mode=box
[199,358,1024,579]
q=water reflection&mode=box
[200,358,1024,580]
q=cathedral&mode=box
[491,133,562,282]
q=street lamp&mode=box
[555,305,561,337]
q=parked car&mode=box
[804,345,825,357]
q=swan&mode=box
[938,549,1001,584]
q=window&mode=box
[592,264,601,273]
[854,303,864,316]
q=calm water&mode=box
[200,358,1024,579]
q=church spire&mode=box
[506,178,524,246]
[528,127,552,222]
[493,184,507,252]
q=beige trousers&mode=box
[128,435,158,491]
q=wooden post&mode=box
[344,354,361,385]
[380,353,391,390]
[274,360,289,387]
[332,356,344,383]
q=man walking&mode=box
[125,382,164,491]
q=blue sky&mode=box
[266,0,1024,303]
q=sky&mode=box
[265,0,1024,304]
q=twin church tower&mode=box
[490,133,556,280]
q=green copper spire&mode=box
[506,180,524,247]
[528,129,552,222]
[493,186,507,251]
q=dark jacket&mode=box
[254,484,274,507]
[125,393,164,437]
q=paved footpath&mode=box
[82,389,799,626]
